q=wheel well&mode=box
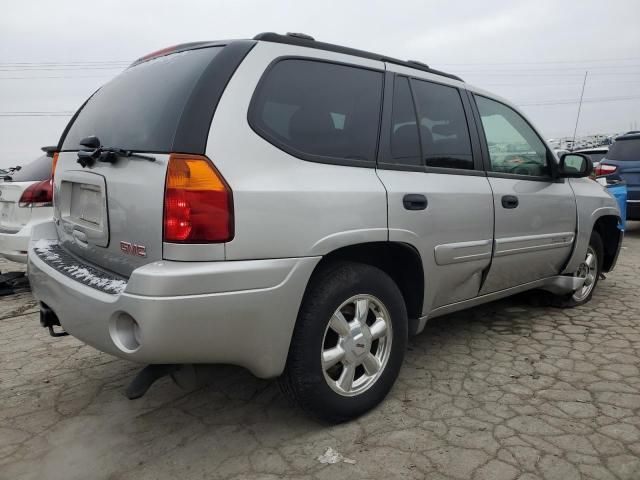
[312,242,424,322]
[593,215,622,272]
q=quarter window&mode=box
[250,59,383,164]
[411,79,474,170]
[475,96,550,177]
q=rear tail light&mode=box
[19,179,53,207]
[51,152,59,178]
[594,164,617,177]
[163,154,233,243]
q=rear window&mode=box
[607,138,640,161]
[8,155,52,182]
[250,59,383,164]
[62,47,222,152]
[582,152,607,163]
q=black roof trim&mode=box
[616,133,640,141]
[252,32,464,82]
[129,40,231,67]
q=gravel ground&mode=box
[1,224,639,480]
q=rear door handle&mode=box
[403,194,428,210]
[501,195,519,209]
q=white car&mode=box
[574,146,609,165]
[0,149,55,263]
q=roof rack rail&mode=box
[407,60,430,69]
[286,32,315,41]
[252,32,463,82]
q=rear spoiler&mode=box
[41,146,57,158]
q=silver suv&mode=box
[28,32,622,422]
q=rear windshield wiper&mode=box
[77,136,155,168]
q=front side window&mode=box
[411,79,474,170]
[250,59,383,164]
[475,96,550,177]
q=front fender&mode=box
[562,180,621,275]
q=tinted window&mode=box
[251,59,383,163]
[411,80,473,170]
[390,77,421,166]
[475,96,550,177]
[607,137,640,161]
[9,155,52,182]
[62,47,222,152]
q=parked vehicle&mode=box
[0,147,56,263]
[595,134,640,220]
[574,146,609,166]
[28,33,622,422]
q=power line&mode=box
[450,65,640,73]
[0,74,113,80]
[0,61,128,65]
[481,79,640,86]
[4,94,639,117]
[459,71,640,77]
[517,94,640,107]
[435,56,640,66]
[0,66,127,72]
[0,113,73,117]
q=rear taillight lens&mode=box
[163,154,233,243]
[51,152,59,178]
[594,164,617,177]
[19,179,53,207]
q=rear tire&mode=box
[551,230,604,308]
[279,261,407,423]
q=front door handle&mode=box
[403,194,428,210]
[501,195,519,209]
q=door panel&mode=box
[480,177,576,293]
[379,169,494,309]
[471,94,577,293]
[378,73,494,312]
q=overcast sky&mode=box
[1,0,639,167]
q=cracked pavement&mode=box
[1,224,639,480]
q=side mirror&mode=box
[559,153,593,178]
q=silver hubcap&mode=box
[321,294,393,397]
[573,246,597,301]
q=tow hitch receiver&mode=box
[40,304,68,337]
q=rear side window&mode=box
[411,79,473,170]
[250,59,383,164]
[390,77,421,166]
[62,47,223,152]
[9,155,52,182]
[607,137,640,161]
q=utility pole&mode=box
[571,71,588,149]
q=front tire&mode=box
[552,230,604,307]
[279,261,407,423]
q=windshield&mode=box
[62,47,222,152]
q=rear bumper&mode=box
[28,222,320,378]
[627,200,640,220]
[0,225,31,263]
